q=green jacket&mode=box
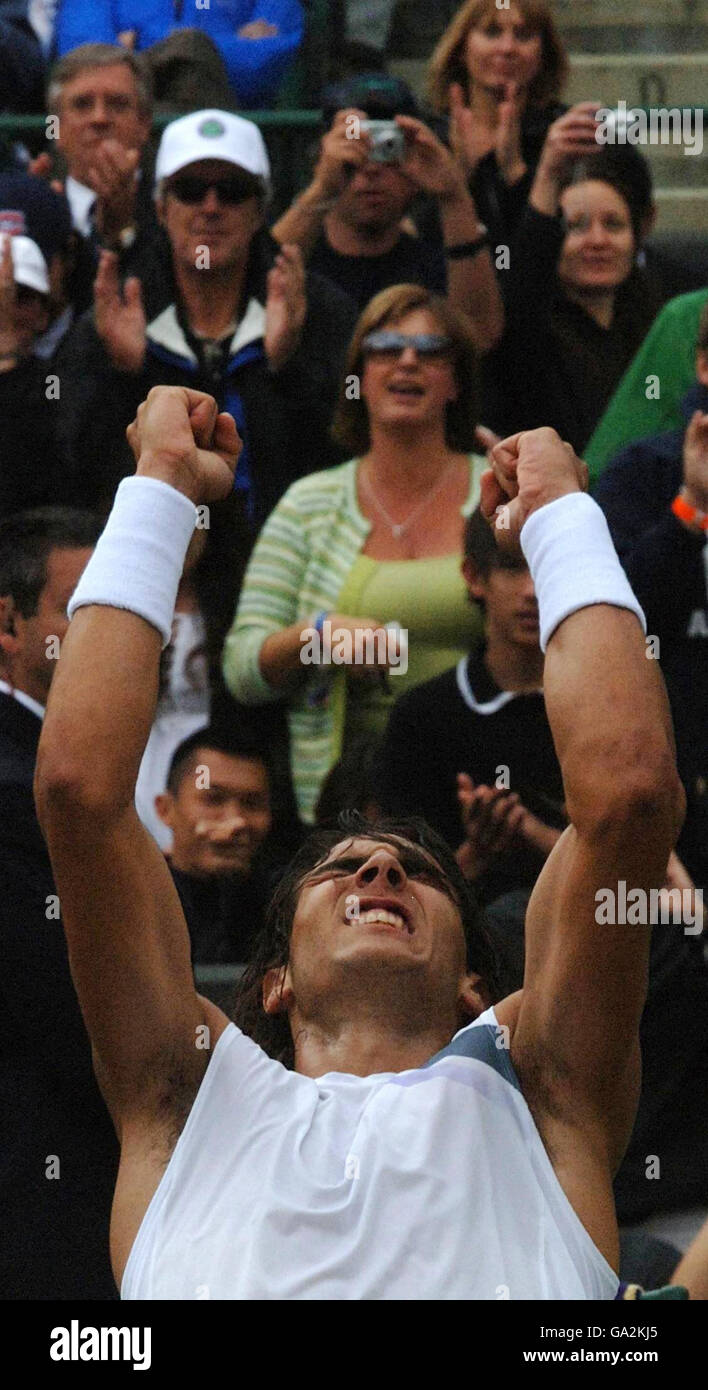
[585,288,708,485]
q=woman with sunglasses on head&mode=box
[223,284,487,824]
[427,0,568,251]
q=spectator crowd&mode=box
[0,0,706,1300]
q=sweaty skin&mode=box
[35,391,684,1290]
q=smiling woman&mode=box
[223,284,488,822]
[427,0,568,247]
[482,108,663,452]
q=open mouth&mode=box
[388,382,425,398]
[351,897,414,935]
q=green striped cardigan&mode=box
[223,456,486,822]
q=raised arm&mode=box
[34,388,240,1132]
[483,431,685,1173]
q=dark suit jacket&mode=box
[0,690,119,1298]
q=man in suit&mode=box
[0,506,119,1298]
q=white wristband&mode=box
[520,492,646,653]
[67,475,197,648]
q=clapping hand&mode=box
[87,138,140,245]
[495,81,527,185]
[94,250,146,372]
[682,410,708,513]
[448,80,527,185]
[265,244,306,372]
[455,773,526,879]
[448,82,495,178]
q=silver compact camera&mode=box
[360,119,406,164]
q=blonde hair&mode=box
[427,0,568,114]
[331,284,479,455]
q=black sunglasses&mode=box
[167,174,260,206]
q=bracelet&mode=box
[520,492,646,653]
[445,233,490,260]
[672,492,708,532]
[67,475,197,648]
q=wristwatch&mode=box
[101,223,137,253]
[445,224,490,259]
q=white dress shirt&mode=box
[0,678,45,722]
[65,176,96,238]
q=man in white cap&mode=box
[0,232,83,519]
[60,108,358,524]
[0,234,50,366]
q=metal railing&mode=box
[0,111,324,215]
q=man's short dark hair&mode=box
[463,506,527,578]
[167,725,270,796]
[232,812,502,1069]
[0,508,101,618]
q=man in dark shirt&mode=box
[158,726,282,965]
[0,506,119,1299]
[594,307,708,893]
[377,506,565,907]
[271,75,502,350]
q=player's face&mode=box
[286,835,470,994]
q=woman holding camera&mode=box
[428,0,568,248]
[223,284,487,823]
[482,105,664,454]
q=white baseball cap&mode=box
[155,109,271,187]
[7,234,49,295]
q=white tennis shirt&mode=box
[122,1008,618,1300]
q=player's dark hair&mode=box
[231,811,502,1069]
[0,507,101,618]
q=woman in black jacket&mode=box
[427,0,568,249]
[482,104,665,454]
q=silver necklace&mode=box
[362,459,459,539]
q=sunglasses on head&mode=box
[168,174,260,206]
[362,331,454,359]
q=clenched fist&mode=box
[127,386,242,504]
[480,427,588,553]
